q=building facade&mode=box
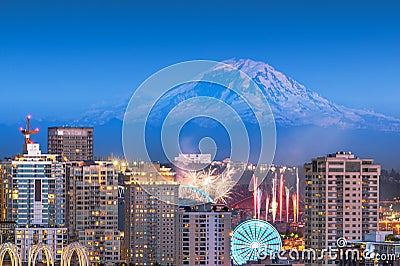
[175,204,231,266]
[48,127,94,161]
[15,227,68,262]
[304,152,380,265]
[123,170,179,266]
[67,161,121,263]
[0,160,16,244]
[174,153,212,166]
[0,161,11,223]
[8,142,67,262]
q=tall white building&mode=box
[8,117,67,263]
[175,204,231,266]
[10,144,66,227]
[304,152,380,265]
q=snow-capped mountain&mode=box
[225,59,400,131]
[79,58,400,132]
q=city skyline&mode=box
[0,113,397,265]
[0,2,400,265]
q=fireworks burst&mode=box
[182,167,236,204]
[265,194,270,221]
[285,186,290,222]
[271,174,278,223]
[292,193,298,223]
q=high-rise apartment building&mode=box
[9,147,66,227]
[0,160,16,244]
[175,204,232,266]
[7,116,67,263]
[123,165,179,266]
[304,152,380,265]
[0,161,11,223]
[67,161,121,263]
[48,127,94,161]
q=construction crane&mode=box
[20,115,39,144]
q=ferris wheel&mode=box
[231,219,282,265]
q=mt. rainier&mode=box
[224,58,400,131]
[82,58,400,133]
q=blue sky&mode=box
[0,0,399,123]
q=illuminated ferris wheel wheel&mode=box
[231,219,282,265]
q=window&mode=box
[35,180,42,201]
